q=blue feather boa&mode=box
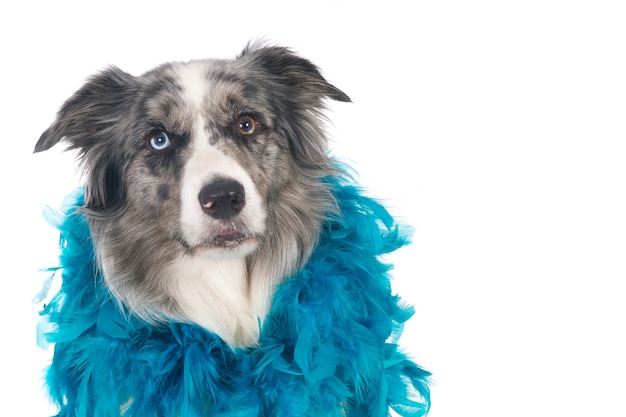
[38,177,430,416]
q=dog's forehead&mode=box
[141,59,265,128]
[175,61,210,109]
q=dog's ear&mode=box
[34,67,134,153]
[239,44,351,170]
[239,44,351,105]
[35,67,135,212]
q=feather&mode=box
[37,174,430,416]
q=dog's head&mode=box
[35,44,350,342]
[35,43,349,255]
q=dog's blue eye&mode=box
[149,131,171,151]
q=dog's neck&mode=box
[165,254,264,347]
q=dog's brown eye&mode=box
[235,115,259,136]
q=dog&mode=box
[35,43,430,416]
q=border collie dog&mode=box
[35,43,430,416]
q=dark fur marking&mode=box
[157,184,170,201]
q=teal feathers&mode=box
[38,179,430,416]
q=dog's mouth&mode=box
[181,226,259,254]
[211,227,249,247]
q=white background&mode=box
[1,1,625,416]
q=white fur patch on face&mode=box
[177,63,266,259]
[176,61,208,109]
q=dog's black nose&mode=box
[198,179,245,219]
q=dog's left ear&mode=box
[240,44,351,170]
[240,44,351,105]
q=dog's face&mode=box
[119,60,280,261]
[35,44,350,346]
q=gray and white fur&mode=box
[35,43,351,347]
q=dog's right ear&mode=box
[34,67,135,153]
[239,43,351,105]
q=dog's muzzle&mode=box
[198,179,245,220]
